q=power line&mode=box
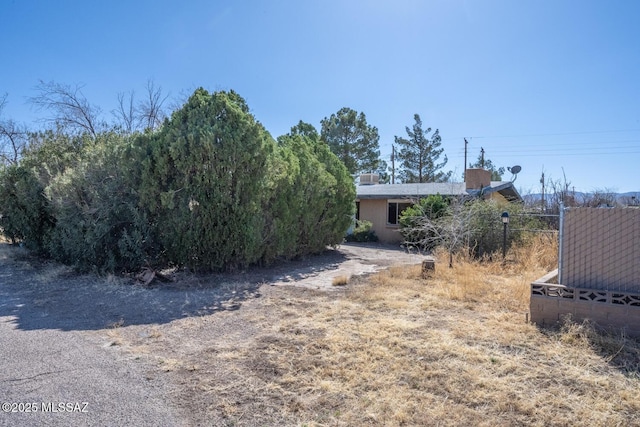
[459,139,640,149]
[453,145,640,155]
[452,149,640,159]
[443,128,640,141]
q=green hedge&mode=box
[0,89,355,272]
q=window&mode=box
[387,202,411,225]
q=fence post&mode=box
[558,202,564,284]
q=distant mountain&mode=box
[619,191,640,199]
[523,192,640,206]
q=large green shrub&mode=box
[0,164,51,248]
[312,138,356,245]
[46,133,154,272]
[270,134,355,257]
[1,89,357,273]
[137,89,276,270]
[0,130,85,251]
[467,199,543,257]
[345,220,378,242]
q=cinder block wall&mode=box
[562,208,640,292]
[530,293,640,337]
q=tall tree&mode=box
[138,79,169,131]
[112,90,138,134]
[320,107,382,175]
[112,80,170,134]
[289,120,319,140]
[395,114,451,183]
[138,88,272,270]
[468,148,505,180]
[29,80,104,138]
[0,94,28,165]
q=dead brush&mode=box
[99,235,640,426]
[231,238,640,426]
[512,233,558,272]
[331,275,350,286]
[557,315,640,376]
[423,237,558,309]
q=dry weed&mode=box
[104,238,640,426]
[331,275,349,286]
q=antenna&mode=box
[507,165,522,182]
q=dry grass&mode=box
[106,234,640,426]
[331,275,350,286]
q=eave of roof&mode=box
[467,181,523,202]
[356,181,523,202]
[356,182,467,199]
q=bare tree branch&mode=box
[112,90,138,134]
[579,188,618,208]
[29,80,103,138]
[138,80,169,131]
[0,93,28,165]
[402,196,474,267]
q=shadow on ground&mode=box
[0,243,347,332]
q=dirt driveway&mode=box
[269,242,429,289]
[0,242,429,426]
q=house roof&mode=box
[356,182,467,199]
[356,181,522,202]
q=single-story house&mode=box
[355,168,522,244]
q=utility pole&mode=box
[391,145,395,184]
[463,138,469,180]
[480,147,485,169]
[540,171,545,212]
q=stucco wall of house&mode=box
[357,188,513,245]
[358,199,403,244]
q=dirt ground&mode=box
[0,242,429,426]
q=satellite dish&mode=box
[507,165,522,182]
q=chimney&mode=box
[465,168,491,190]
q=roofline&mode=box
[356,181,523,202]
[467,181,522,202]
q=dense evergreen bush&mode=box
[0,130,85,252]
[271,134,355,257]
[46,133,154,272]
[467,200,544,257]
[136,89,275,270]
[0,88,356,272]
[0,164,50,248]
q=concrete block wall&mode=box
[530,269,640,337]
[562,208,640,292]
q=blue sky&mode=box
[1,0,639,193]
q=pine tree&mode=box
[320,107,382,175]
[395,114,451,183]
[468,148,505,180]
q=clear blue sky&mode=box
[1,0,639,193]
